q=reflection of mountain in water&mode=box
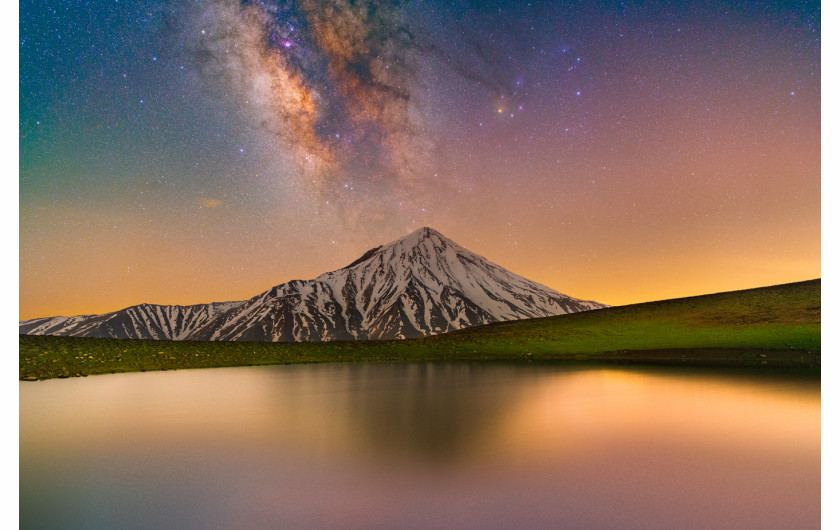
[261,363,545,465]
[344,364,533,462]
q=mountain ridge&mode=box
[20,227,607,342]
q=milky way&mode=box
[187,0,434,210]
[20,0,820,319]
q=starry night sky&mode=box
[19,0,821,319]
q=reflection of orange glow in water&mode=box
[20,366,375,459]
[20,365,820,529]
[483,368,820,466]
[21,365,819,466]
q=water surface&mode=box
[20,363,820,529]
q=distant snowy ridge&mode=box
[19,301,242,340]
[20,227,608,342]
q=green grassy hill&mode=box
[20,279,820,380]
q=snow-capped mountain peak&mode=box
[20,228,608,342]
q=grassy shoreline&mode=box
[20,279,820,380]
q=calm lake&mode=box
[20,363,820,529]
